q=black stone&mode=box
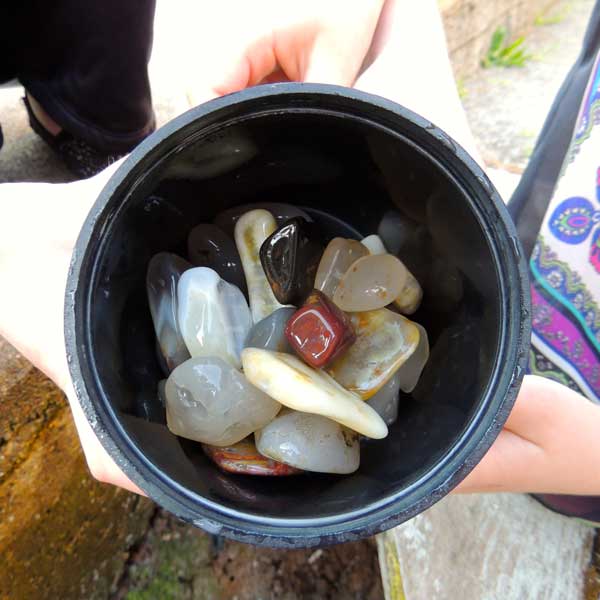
[259,217,324,305]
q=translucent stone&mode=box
[147,252,192,372]
[260,217,324,304]
[359,234,423,315]
[394,270,423,315]
[377,210,418,255]
[177,267,252,368]
[255,409,360,474]
[314,238,368,299]
[242,348,387,439]
[187,223,246,293]
[215,203,312,236]
[234,209,287,323]
[285,290,355,368]
[326,308,419,399]
[165,356,281,446]
[244,307,295,353]
[333,254,408,312]
[396,323,429,393]
[157,379,167,407]
[361,234,386,255]
[202,437,301,476]
[367,373,401,426]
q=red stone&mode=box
[284,289,356,368]
[202,438,302,476]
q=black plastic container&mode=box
[65,84,530,547]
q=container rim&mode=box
[65,82,531,547]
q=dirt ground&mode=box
[113,509,384,600]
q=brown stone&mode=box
[0,337,154,600]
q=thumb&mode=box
[303,37,363,87]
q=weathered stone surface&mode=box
[378,494,595,600]
[0,337,154,600]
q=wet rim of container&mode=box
[65,83,531,548]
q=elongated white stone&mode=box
[215,203,312,235]
[177,267,251,368]
[165,356,281,446]
[361,234,387,255]
[367,373,401,426]
[255,409,360,474]
[147,252,192,372]
[234,209,287,323]
[326,308,419,399]
[396,322,429,393]
[242,348,387,439]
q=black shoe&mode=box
[23,95,126,179]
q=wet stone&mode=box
[333,254,408,312]
[165,356,281,446]
[242,348,387,439]
[326,308,419,399]
[367,372,401,426]
[187,223,246,294]
[215,203,312,236]
[202,437,301,476]
[255,409,360,474]
[244,307,295,353]
[314,237,368,299]
[396,322,429,393]
[177,267,251,369]
[234,209,287,323]
[260,217,324,305]
[146,252,192,372]
[284,290,355,368]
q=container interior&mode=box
[86,108,501,519]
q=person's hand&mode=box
[0,164,144,494]
[456,375,600,495]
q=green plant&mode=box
[482,27,531,68]
[535,3,572,26]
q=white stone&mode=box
[361,234,387,255]
[367,372,401,425]
[255,409,360,474]
[177,267,251,368]
[242,348,388,439]
[165,356,281,446]
[234,209,287,323]
[397,322,429,393]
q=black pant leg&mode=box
[8,0,156,153]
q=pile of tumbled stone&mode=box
[147,203,429,476]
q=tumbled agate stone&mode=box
[326,308,419,399]
[255,409,360,474]
[244,307,295,353]
[394,269,423,315]
[234,209,287,323]
[260,217,324,305]
[147,252,192,372]
[396,322,429,393]
[187,223,246,293]
[360,234,423,314]
[377,210,417,255]
[367,373,401,426]
[202,437,301,476]
[242,348,387,439]
[177,267,251,368]
[361,234,387,255]
[165,356,281,446]
[285,290,355,368]
[333,254,408,312]
[215,202,311,235]
[314,238,368,299]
